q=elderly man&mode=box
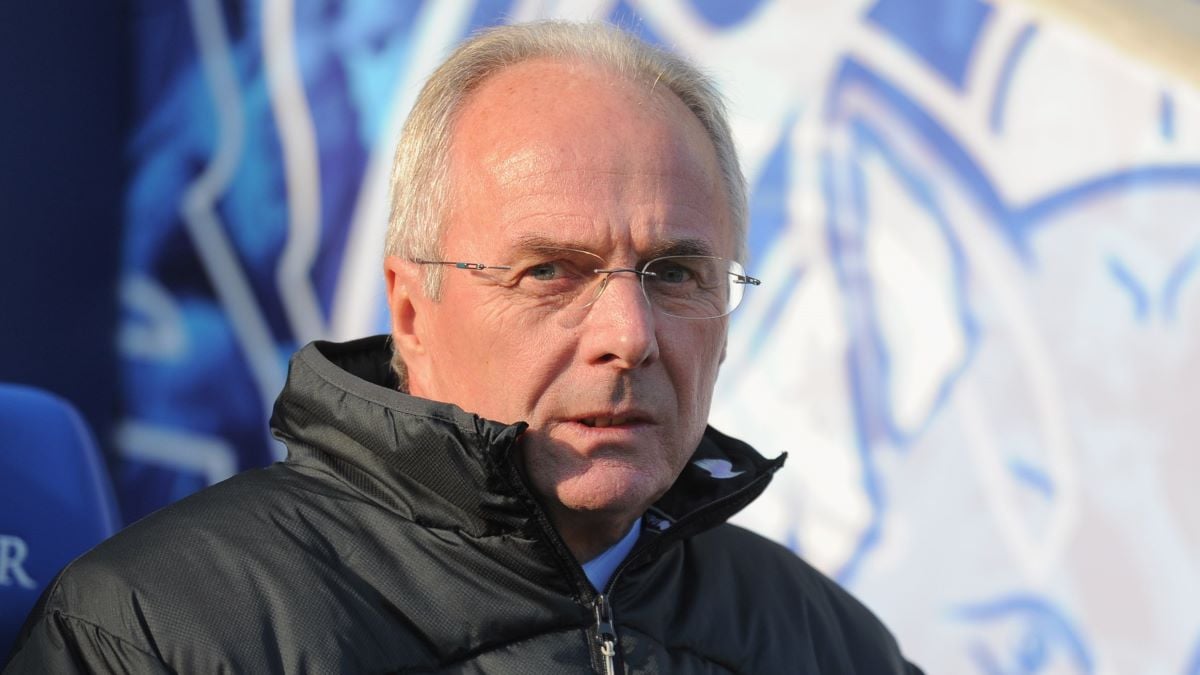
[6,21,921,674]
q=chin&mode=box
[541,460,667,518]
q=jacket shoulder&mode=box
[8,463,365,670]
[54,462,355,602]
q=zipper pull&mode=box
[593,594,619,675]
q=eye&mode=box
[503,247,605,304]
[523,259,585,283]
[511,257,590,298]
[528,261,563,281]
[651,260,696,284]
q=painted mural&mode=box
[118,1,1200,671]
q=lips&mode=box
[580,416,630,428]
[572,411,652,428]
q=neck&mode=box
[547,506,638,563]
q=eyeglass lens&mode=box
[637,257,744,319]
[509,249,749,319]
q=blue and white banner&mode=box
[117,1,1200,671]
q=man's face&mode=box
[388,59,733,531]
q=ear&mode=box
[384,256,429,381]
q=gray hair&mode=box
[385,20,747,387]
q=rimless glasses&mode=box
[414,247,761,320]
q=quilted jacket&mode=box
[5,336,922,674]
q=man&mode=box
[6,21,922,673]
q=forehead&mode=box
[444,58,734,258]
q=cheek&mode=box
[428,309,573,422]
[668,324,726,439]
[686,327,727,396]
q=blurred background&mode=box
[2,0,1198,672]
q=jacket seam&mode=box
[275,462,539,553]
[47,610,175,674]
[279,454,531,543]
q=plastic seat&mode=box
[0,383,119,658]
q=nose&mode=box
[581,271,659,370]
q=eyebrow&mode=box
[643,238,715,259]
[509,233,717,260]
[509,234,587,257]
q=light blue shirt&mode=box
[581,517,642,592]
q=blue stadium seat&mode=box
[0,383,120,658]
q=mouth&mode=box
[578,416,633,428]
[570,411,653,429]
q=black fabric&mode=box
[4,336,924,674]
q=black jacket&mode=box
[6,336,922,673]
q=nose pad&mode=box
[582,269,649,311]
[581,274,611,309]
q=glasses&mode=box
[414,247,761,319]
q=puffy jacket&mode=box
[5,336,923,674]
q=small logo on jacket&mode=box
[692,458,745,479]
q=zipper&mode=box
[499,448,622,674]
[593,593,619,675]
[500,431,784,674]
[581,469,778,674]
[588,460,785,674]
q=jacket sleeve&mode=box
[3,610,170,675]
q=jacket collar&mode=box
[270,336,785,541]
